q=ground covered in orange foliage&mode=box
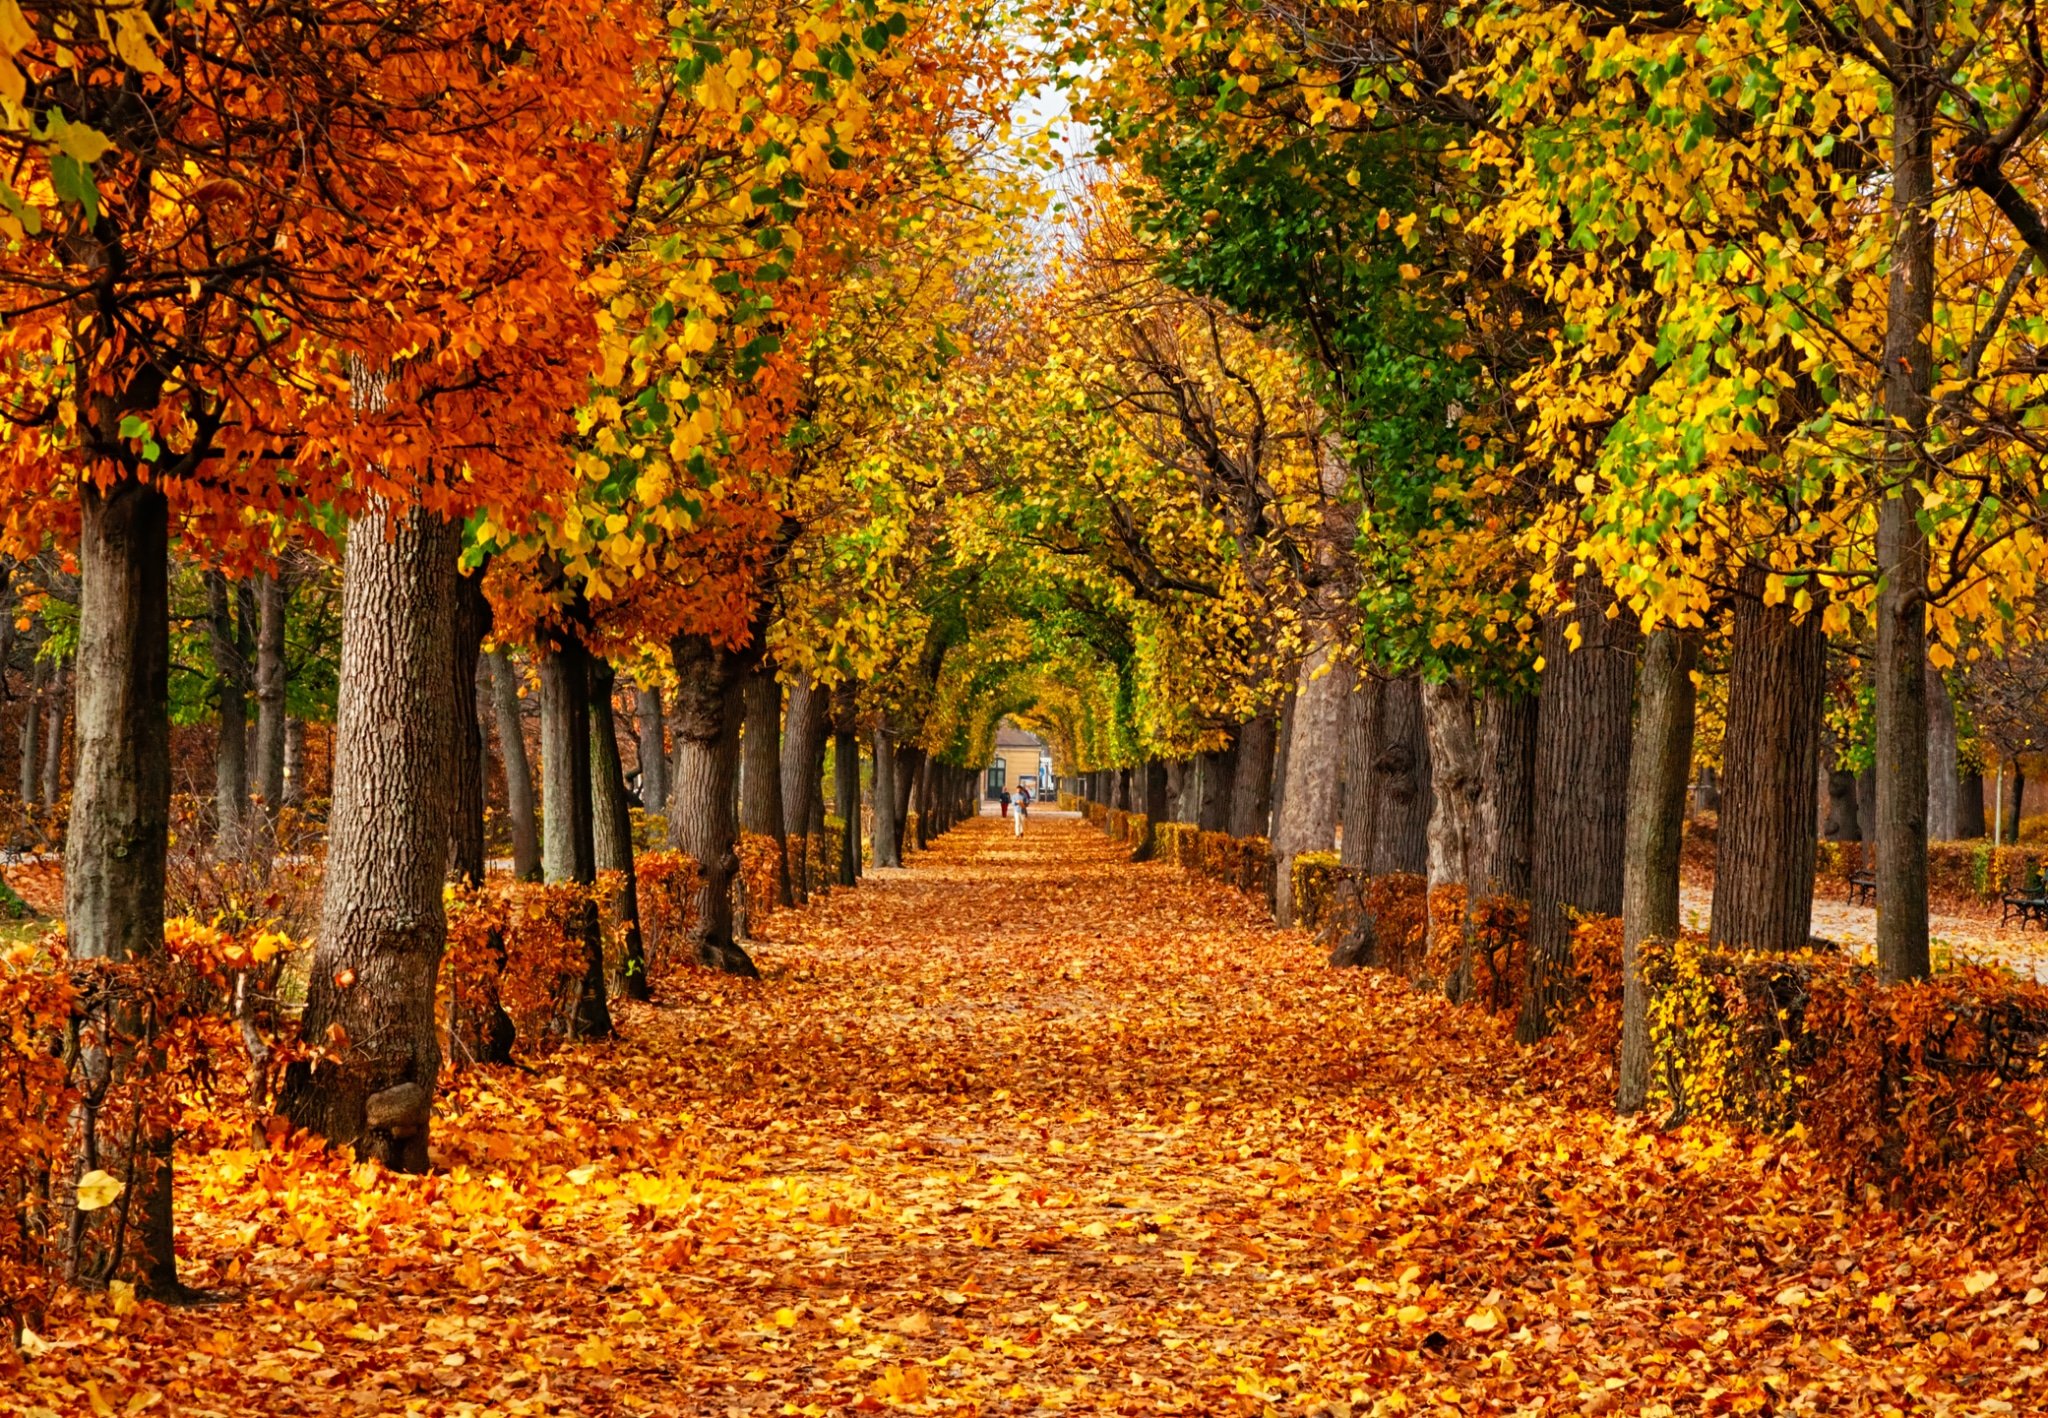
[11,815,2048,1416]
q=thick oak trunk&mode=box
[1710,573,1825,952]
[1519,569,1637,1043]
[1617,629,1699,1114]
[1824,769,1863,841]
[668,633,759,976]
[1478,688,1538,898]
[1272,644,1347,925]
[1133,759,1169,861]
[1421,680,1484,998]
[893,743,923,860]
[487,650,542,881]
[1339,676,1382,872]
[1230,715,1277,839]
[1196,738,1235,831]
[278,503,458,1175]
[590,660,649,1000]
[1371,674,1431,875]
[65,474,179,1295]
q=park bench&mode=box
[2003,864,2048,932]
[1847,870,1876,907]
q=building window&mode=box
[985,762,1005,796]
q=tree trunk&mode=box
[488,650,542,881]
[539,632,612,1038]
[1617,628,1699,1114]
[64,474,179,1295]
[207,570,249,858]
[1873,64,1937,983]
[448,572,490,887]
[1339,675,1382,871]
[1710,572,1825,952]
[278,502,458,1176]
[1519,568,1638,1043]
[1196,738,1235,831]
[833,682,861,886]
[2007,764,2027,845]
[1855,766,1877,845]
[1824,769,1863,841]
[1230,715,1277,839]
[40,660,65,807]
[18,655,41,807]
[739,665,791,906]
[1372,674,1432,875]
[1478,688,1538,898]
[635,684,668,815]
[1958,768,1987,839]
[283,716,307,807]
[1926,662,1961,842]
[894,743,923,860]
[1422,679,1484,998]
[590,660,649,1001]
[1133,759,1169,860]
[780,672,829,905]
[871,724,901,868]
[668,633,759,976]
[251,570,288,819]
[1272,644,1348,925]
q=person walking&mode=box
[1013,783,1030,836]
[999,788,1011,818]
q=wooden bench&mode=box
[1847,870,1876,907]
[2003,890,2048,932]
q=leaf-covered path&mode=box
[18,815,2048,1416]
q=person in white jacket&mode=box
[1012,784,1031,835]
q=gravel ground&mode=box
[1678,883,2048,980]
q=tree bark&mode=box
[833,682,861,885]
[251,570,288,819]
[893,742,923,860]
[1371,674,1432,875]
[18,655,41,807]
[539,632,612,1038]
[448,571,490,886]
[1132,759,1169,860]
[1519,568,1638,1043]
[1824,769,1863,841]
[1873,60,1937,983]
[1422,679,1485,998]
[207,570,250,858]
[1958,768,1987,839]
[1478,688,1538,898]
[1710,572,1825,952]
[739,665,791,906]
[487,650,542,881]
[871,723,902,868]
[1926,661,1961,841]
[1230,715,1277,839]
[1196,738,1235,831]
[40,660,65,807]
[668,633,759,976]
[1272,644,1348,925]
[779,671,829,904]
[283,716,307,807]
[1617,628,1699,1114]
[278,502,458,1176]
[590,659,650,1000]
[635,684,668,815]
[1339,675,1383,871]
[64,474,179,1295]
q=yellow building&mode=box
[985,721,1052,801]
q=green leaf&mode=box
[48,152,98,221]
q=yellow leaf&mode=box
[0,0,32,54]
[76,1168,124,1212]
[1965,1270,1999,1296]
